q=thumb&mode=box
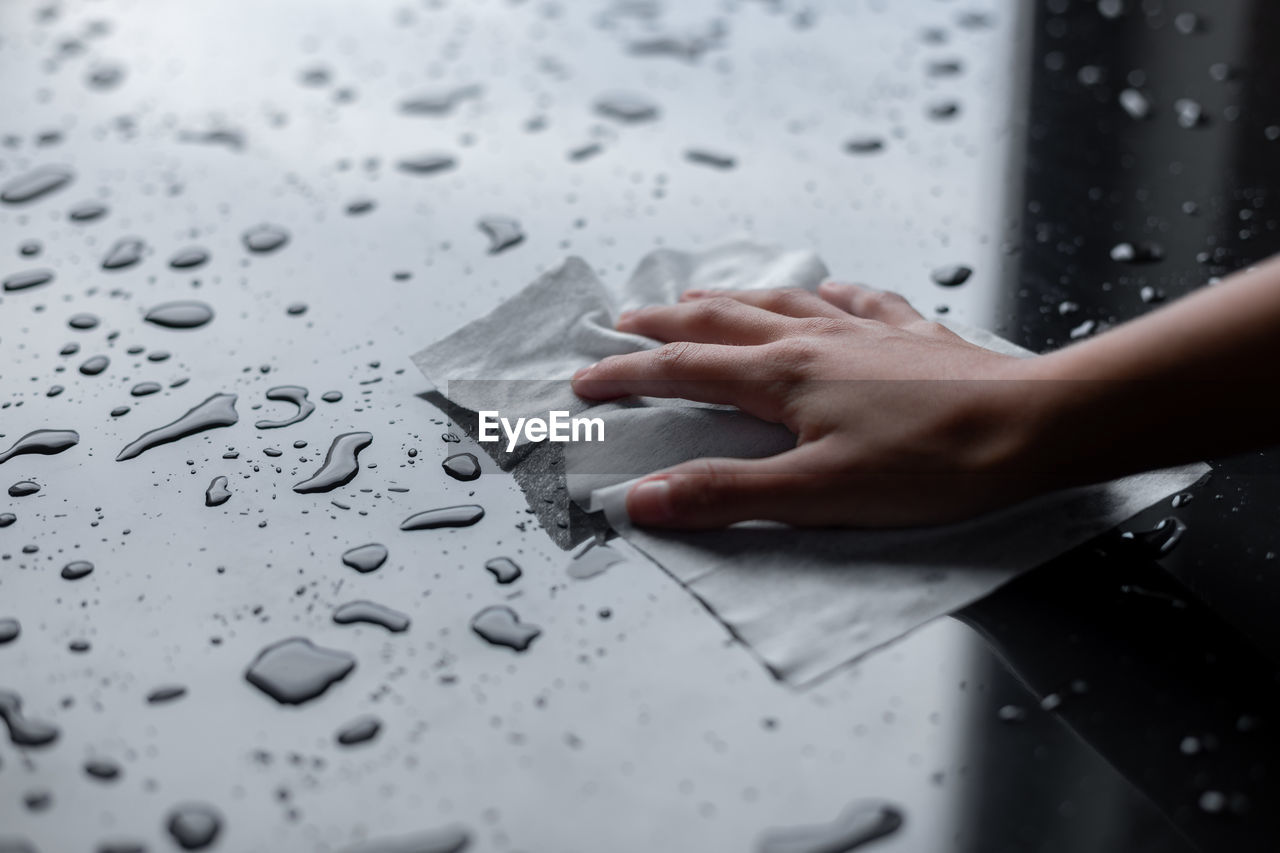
[625,446,831,529]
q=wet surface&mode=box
[2,0,1279,851]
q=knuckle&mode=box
[763,338,819,378]
[798,317,846,336]
[651,340,699,373]
[673,460,735,507]
[763,288,810,312]
[690,296,738,326]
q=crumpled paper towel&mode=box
[412,242,1208,686]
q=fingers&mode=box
[616,297,793,346]
[817,281,925,327]
[625,445,839,528]
[681,287,848,320]
[572,341,792,421]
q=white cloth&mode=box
[412,243,1207,686]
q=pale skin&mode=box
[570,254,1280,529]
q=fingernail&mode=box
[616,309,636,324]
[572,362,598,380]
[628,479,674,524]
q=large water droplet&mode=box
[1119,88,1151,120]
[3,269,54,292]
[169,247,210,269]
[144,300,215,329]
[0,513,15,527]
[400,505,485,530]
[930,265,972,287]
[477,216,525,254]
[116,393,239,461]
[166,804,222,850]
[442,452,481,481]
[0,618,20,644]
[341,543,388,573]
[102,237,146,270]
[0,430,79,465]
[9,481,41,497]
[79,355,110,375]
[484,557,522,585]
[0,689,61,747]
[1,166,73,204]
[244,637,355,705]
[471,606,541,651]
[756,799,904,853]
[204,476,231,507]
[61,560,94,580]
[293,432,373,493]
[333,600,410,633]
[255,385,315,428]
[242,224,290,253]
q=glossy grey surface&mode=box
[2,0,1277,851]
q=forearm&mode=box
[1015,254,1280,487]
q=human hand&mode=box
[571,283,1054,528]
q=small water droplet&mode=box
[477,216,525,253]
[169,247,210,269]
[1110,241,1163,264]
[345,198,375,215]
[147,685,187,704]
[844,137,885,155]
[442,452,481,481]
[594,92,660,122]
[321,390,343,403]
[0,618,20,644]
[68,199,108,221]
[399,84,482,116]
[997,704,1026,723]
[757,799,904,853]
[79,354,110,375]
[471,605,541,651]
[0,689,61,746]
[341,826,471,853]
[400,504,485,530]
[84,757,121,781]
[9,481,41,497]
[144,300,214,329]
[131,382,162,397]
[68,312,99,330]
[568,542,626,580]
[1119,88,1151,120]
[397,153,458,175]
[685,148,736,169]
[244,637,355,705]
[86,63,125,89]
[286,302,308,316]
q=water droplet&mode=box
[84,757,121,781]
[0,618,19,644]
[1122,516,1186,556]
[1173,11,1201,35]
[169,247,210,269]
[484,557,522,585]
[340,826,471,853]
[399,84,482,116]
[79,354,110,375]
[594,92,660,122]
[346,198,375,215]
[9,481,41,497]
[929,265,972,288]
[400,504,485,530]
[68,312,99,330]
[335,714,382,746]
[0,513,14,527]
[244,637,355,705]
[286,302,308,315]
[1,166,73,204]
[102,237,146,270]
[131,382,162,397]
[757,800,903,853]
[3,268,54,292]
[333,600,410,633]
[116,393,239,461]
[321,390,343,403]
[68,199,108,221]
[1110,241,1164,264]
[844,137,885,155]
[1175,98,1206,129]
[397,153,458,175]
[144,300,214,329]
[442,452,481,481]
[341,543,388,573]
[927,101,960,120]
[166,803,222,850]
[1139,286,1166,304]
[1198,790,1226,814]
[1119,88,1151,120]
[255,385,315,429]
[0,429,79,465]
[147,685,187,704]
[86,63,125,89]
[61,560,94,580]
[1069,319,1096,340]
[0,689,61,746]
[997,704,1026,723]
[69,639,91,653]
[568,542,626,580]
[685,149,736,169]
[477,216,525,254]
[110,406,130,417]
[569,142,604,162]
[471,605,541,651]
[204,476,231,507]
[293,432,373,493]
[242,224,290,253]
